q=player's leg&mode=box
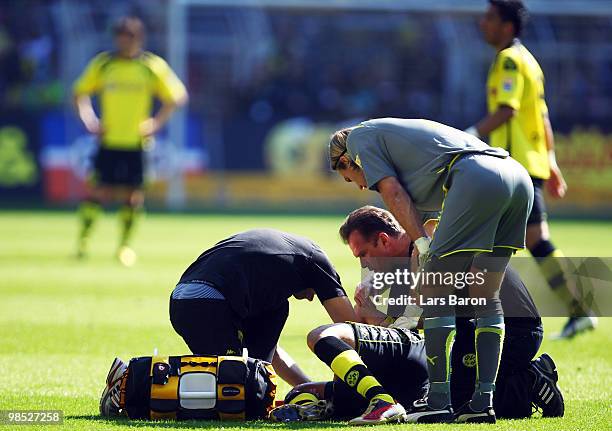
[306,322,356,350]
[116,187,144,266]
[76,147,108,257]
[526,185,596,338]
[119,188,144,248]
[406,253,472,423]
[352,323,429,407]
[415,155,505,421]
[307,323,393,405]
[493,324,542,418]
[450,318,477,410]
[407,159,491,421]
[493,310,564,418]
[76,188,105,258]
[407,158,491,422]
[307,323,406,425]
[116,149,145,265]
[169,282,242,355]
[454,248,511,423]
[414,154,531,423]
[454,157,532,422]
[242,301,290,363]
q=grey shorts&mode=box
[429,154,534,258]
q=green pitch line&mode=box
[0,211,610,430]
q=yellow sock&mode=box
[329,350,394,403]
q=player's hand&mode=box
[354,297,386,325]
[139,118,161,137]
[546,165,567,199]
[359,296,378,315]
[354,272,374,306]
[413,236,432,268]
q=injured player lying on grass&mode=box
[269,206,565,425]
[271,302,562,425]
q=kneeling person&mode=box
[170,228,356,385]
[342,206,563,419]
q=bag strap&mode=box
[149,356,179,420]
[217,356,247,421]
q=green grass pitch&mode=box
[0,211,610,430]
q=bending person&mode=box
[329,118,533,423]
[169,228,356,385]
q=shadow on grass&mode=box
[66,415,348,429]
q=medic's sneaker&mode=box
[530,353,565,417]
[404,397,454,423]
[454,402,496,423]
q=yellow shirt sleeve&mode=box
[147,54,187,104]
[494,52,524,111]
[73,52,108,96]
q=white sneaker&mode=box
[553,316,597,339]
[99,358,128,416]
[348,398,407,426]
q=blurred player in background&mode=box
[73,17,187,266]
[465,0,596,338]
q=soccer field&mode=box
[0,211,610,431]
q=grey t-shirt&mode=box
[346,118,508,213]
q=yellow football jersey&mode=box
[487,40,550,179]
[73,51,187,150]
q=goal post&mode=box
[166,1,188,209]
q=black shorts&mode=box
[169,295,289,363]
[527,177,547,225]
[93,146,144,187]
[451,318,543,418]
[331,323,429,419]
